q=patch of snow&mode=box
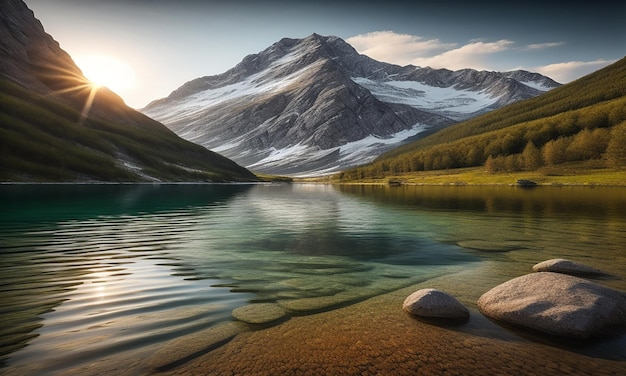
[352,77,497,116]
[145,57,324,126]
[248,143,312,167]
[241,123,430,177]
[338,123,428,163]
[519,80,552,91]
[122,160,142,171]
[212,140,243,153]
[118,159,160,181]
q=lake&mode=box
[1,183,625,374]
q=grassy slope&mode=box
[0,79,257,182]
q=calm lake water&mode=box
[1,183,625,374]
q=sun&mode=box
[75,54,136,94]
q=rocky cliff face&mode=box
[0,0,256,182]
[0,0,81,93]
[144,34,560,176]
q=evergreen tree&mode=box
[521,141,542,170]
[542,138,569,165]
[605,121,626,167]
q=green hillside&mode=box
[0,79,257,182]
[336,57,626,181]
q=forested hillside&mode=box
[0,79,257,182]
[337,57,626,181]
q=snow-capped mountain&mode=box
[143,34,560,176]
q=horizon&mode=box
[23,0,626,108]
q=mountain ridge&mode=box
[1,0,256,182]
[143,33,559,176]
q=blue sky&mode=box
[24,0,625,108]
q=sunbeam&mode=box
[33,61,104,124]
[80,84,99,124]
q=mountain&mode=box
[143,33,560,176]
[336,56,626,181]
[0,0,256,182]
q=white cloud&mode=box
[535,59,616,83]
[346,31,456,66]
[412,39,515,71]
[346,31,611,83]
[347,31,514,71]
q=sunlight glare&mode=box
[75,54,136,94]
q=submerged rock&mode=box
[403,288,469,319]
[232,303,287,324]
[532,258,610,277]
[478,272,626,339]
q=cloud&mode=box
[535,59,616,83]
[346,31,456,66]
[412,39,515,71]
[525,42,564,50]
[345,31,612,83]
[347,31,514,71]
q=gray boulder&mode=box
[532,258,610,276]
[403,288,469,319]
[478,272,626,339]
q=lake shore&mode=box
[296,164,626,187]
[10,256,625,376]
[157,262,625,376]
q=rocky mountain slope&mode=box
[0,0,256,182]
[143,34,559,176]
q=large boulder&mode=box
[403,288,469,319]
[532,258,610,277]
[478,272,626,339]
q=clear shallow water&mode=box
[1,183,625,374]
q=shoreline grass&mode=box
[296,163,626,187]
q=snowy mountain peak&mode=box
[142,34,560,177]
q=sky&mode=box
[23,0,625,109]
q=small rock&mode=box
[478,272,626,339]
[532,258,610,276]
[232,303,287,324]
[403,288,469,319]
[516,179,538,187]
